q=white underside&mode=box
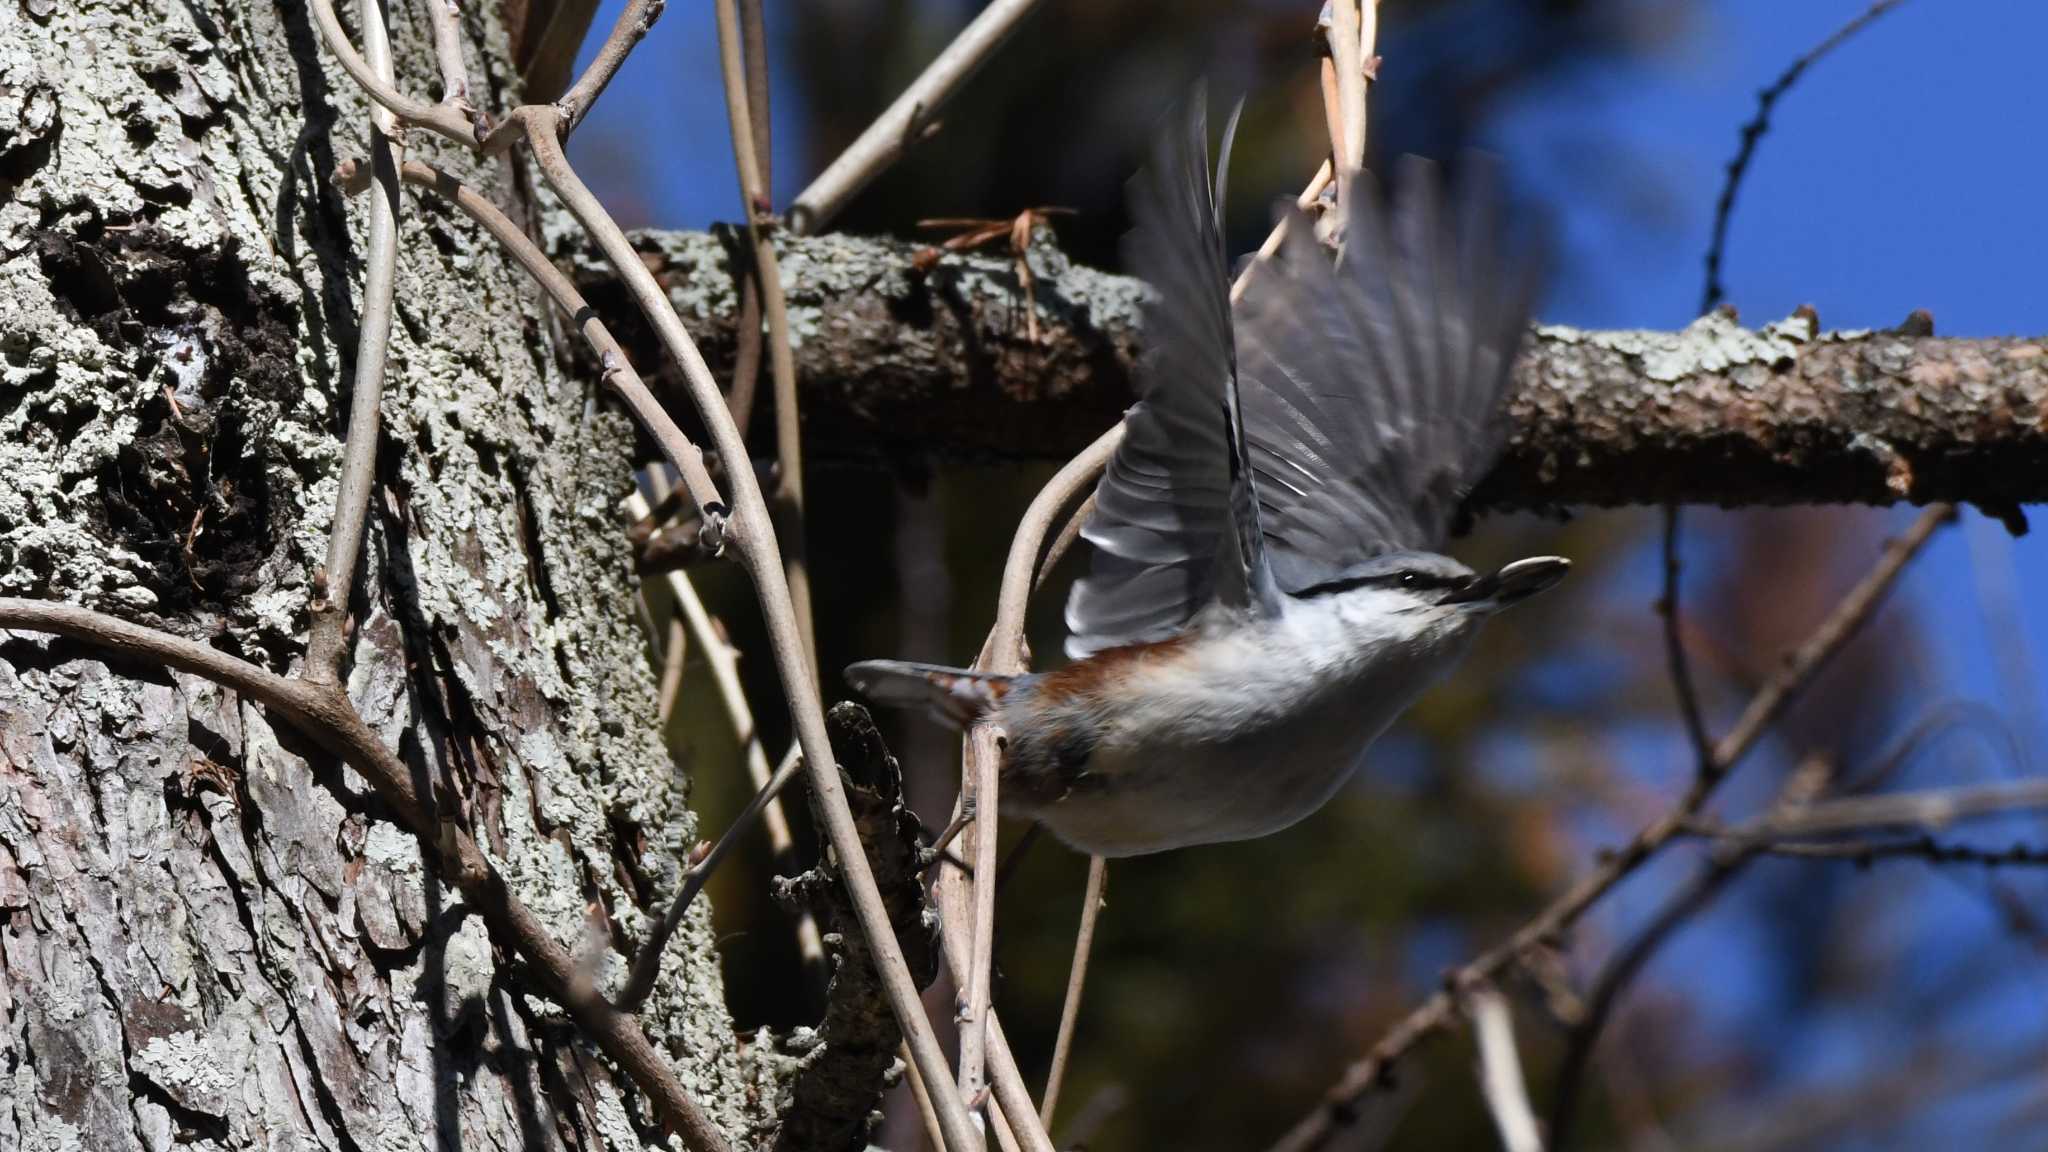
[1031,590,1478,857]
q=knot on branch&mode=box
[765,702,939,1151]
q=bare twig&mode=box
[1468,985,1545,1152]
[1701,0,1909,311]
[307,0,405,685]
[738,0,771,190]
[1545,851,1749,1150]
[713,0,815,672]
[790,0,1045,233]
[956,724,1003,1111]
[555,0,665,131]
[976,427,1123,668]
[620,742,806,1009]
[1673,0,1908,785]
[1629,11,1924,984]
[1266,505,1954,1152]
[308,0,479,144]
[924,444,1125,1152]
[423,0,475,116]
[1563,488,1960,1141]
[1670,0,1917,773]
[1,600,340,736]
[1323,0,1370,211]
[1679,821,2048,868]
[1743,778,2048,840]
[656,613,688,724]
[1680,520,1957,794]
[904,1039,951,1152]
[1659,504,1715,772]
[0,600,736,1151]
[1232,165,1335,305]
[640,472,801,880]
[634,573,819,988]
[526,108,982,1152]
[927,799,977,868]
[727,274,767,436]
[1318,54,1343,188]
[1549,752,1846,1147]
[1034,494,1095,594]
[935,920,1057,1152]
[721,0,772,435]
[1039,854,1107,1129]
[936,426,1123,1135]
[620,486,823,1006]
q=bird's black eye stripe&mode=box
[1301,570,1470,598]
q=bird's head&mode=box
[1294,551,1571,628]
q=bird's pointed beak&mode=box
[1443,556,1571,610]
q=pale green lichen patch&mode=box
[133,1031,241,1116]
[1539,311,1808,387]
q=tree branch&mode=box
[789,0,1045,233]
[308,0,478,144]
[555,0,664,131]
[713,0,815,672]
[1039,854,1107,1129]
[584,232,2048,513]
[423,0,476,117]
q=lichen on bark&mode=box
[0,1,772,1147]
[582,229,2048,515]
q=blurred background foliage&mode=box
[572,1,2048,1148]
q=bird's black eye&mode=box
[1399,572,1419,588]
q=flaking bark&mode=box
[587,231,2048,516]
[0,2,776,1147]
[768,703,941,1152]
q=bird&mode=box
[845,96,1565,858]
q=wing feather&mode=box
[1064,96,1278,658]
[1235,155,1537,591]
[1066,112,1536,651]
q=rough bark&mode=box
[0,2,782,1148]
[587,231,2048,515]
[769,704,939,1152]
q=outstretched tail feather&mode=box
[844,660,1014,731]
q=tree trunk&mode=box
[0,2,776,1147]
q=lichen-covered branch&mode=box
[587,232,2048,513]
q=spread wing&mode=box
[1063,97,1280,659]
[1235,156,1538,592]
